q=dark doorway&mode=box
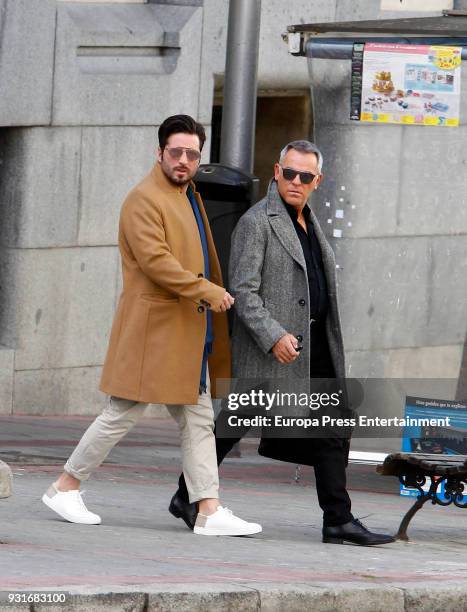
[210,91,312,198]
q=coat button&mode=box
[296,335,303,342]
[298,299,306,306]
[197,305,205,313]
[197,273,204,278]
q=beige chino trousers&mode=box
[64,372,218,503]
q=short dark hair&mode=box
[158,114,206,151]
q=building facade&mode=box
[0,0,465,417]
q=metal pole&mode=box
[220,0,261,173]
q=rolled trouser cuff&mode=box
[63,460,91,482]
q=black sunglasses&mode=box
[280,166,317,185]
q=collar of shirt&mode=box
[282,199,311,223]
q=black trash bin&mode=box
[194,164,259,292]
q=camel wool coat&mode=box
[100,162,231,405]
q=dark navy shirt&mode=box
[187,186,213,393]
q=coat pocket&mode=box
[139,292,179,303]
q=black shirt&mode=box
[284,202,328,321]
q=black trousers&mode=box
[178,323,353,527]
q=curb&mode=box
[0,460,12,499]
[2,583,466,611]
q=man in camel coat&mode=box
[41,114,261,537]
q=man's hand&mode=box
[271,334,300,364]
[211,292,235,313]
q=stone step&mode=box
[0,460,13,498]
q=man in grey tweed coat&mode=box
[170,141,394,546]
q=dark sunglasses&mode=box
[165,147,201,162]
[280,166,317,184]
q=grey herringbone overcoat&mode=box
[229,179,345,381]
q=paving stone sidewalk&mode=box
[1,415,466,611]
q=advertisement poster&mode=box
[399,396,467,500]
[355,43,462,126]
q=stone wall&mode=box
[308,6,467,384]
[0,1,203,415]
[0,0,464,415]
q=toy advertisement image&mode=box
[400,396,467,501]
[359,43,462,126]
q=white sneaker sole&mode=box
[41,494,101,525]
[193,525,262,536]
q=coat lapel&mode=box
[266,181,306,270]
[266,179,337,290]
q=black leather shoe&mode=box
[168,490,197,531]
[322,518,395,546]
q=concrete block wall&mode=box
[52,3,202,126]
[0,0,465,415]
[309,54,467,383]
[0,0,56,126]
[0,127,156,414]
[0,2,204,415]
[0,0,371,416]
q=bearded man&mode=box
[42,115,262,538]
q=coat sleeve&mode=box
[121,190,226,307]
[229,212,287,354]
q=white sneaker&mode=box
[41,483,101,525]
[193,506,262,536]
